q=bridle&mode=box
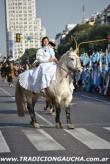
[56,53,81,78]
[57,63,73,78]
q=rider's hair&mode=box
[41,36,49,46]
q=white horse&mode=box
[15,48,82,129]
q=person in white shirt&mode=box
[19,37,58,94]
[36,37,57,63]
[34,36,58,94]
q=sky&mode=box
[0,0,110,56]
[36,0,110,38]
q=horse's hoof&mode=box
[51,112,55,116]
[48,108,53,114]
[55,123,63,129]
[67,123,75,129]
[34,123,40,128]
[30,121,40,128]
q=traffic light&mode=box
[16,33,21,42]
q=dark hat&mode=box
[49,41,56,47]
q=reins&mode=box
[57,62,73,78]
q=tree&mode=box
[57,24,110,55]
[20,48,37,64]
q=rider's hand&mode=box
[48,57,53,62]
[48,57,58,62]
[53,57,58,63]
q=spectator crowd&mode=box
[0,48,110,97]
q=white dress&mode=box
[19,46,57,92]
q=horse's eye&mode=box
[71,58,74,61]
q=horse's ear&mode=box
[69,47,73,51]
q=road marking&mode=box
[35,112,53,126]
[1,87,110,150]
[23,129,65,151]
[81,95,110,105]
[35,113,110,150]
[65,128,110,149]
[104,127,110,131]
[0,130,10,153]
[0,87,15,100]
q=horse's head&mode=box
[65,48,82,74]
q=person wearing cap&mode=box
[49,40,56,48]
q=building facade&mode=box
[100,4,110,24]
[85,4,110,26]
[5,0,46,59]
[55,24,76,47]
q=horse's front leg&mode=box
[65,106,74,129]
[44,99,49,111]
[55,103,62,129]
[27,99,40,128]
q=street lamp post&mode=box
[77,38,107,55]
[70,35,108,55]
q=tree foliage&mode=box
[20,48,37,64]
[57,24,110,55]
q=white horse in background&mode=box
[15,48,82,129]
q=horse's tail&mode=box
[15,80,25,116]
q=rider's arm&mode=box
[36,49,57,63]
[36,49,49,63]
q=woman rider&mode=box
[19,36,58,94]
[35,36,58,94]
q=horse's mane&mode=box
[59,48,74,64]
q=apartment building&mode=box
[5,0,46,59]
